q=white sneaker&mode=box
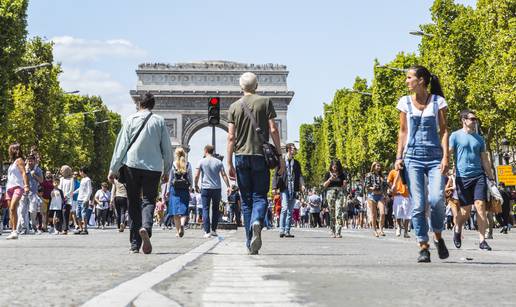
[203,233,212,238]
[6,232,18,240]
[396,228,401,237]
[36,230,42,235]
[210,231,218,237]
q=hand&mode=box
[162,174,169,183]
[394,159,404,171]
[24,186,30,195]
[277,159,286,176]
[107,171,116,183]
[439,158,449,175]
[228,164,236,181]
[227,187,231,196]
[195,185,200,193]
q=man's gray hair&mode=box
[239,72,258,92]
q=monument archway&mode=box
[130,61,294,151]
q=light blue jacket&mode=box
[109,110,172,175]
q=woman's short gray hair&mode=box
[239,72,258,92]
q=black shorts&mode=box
[456,174,487,207]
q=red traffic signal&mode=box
[209,97,220,106]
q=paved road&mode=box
[1,226,515,306]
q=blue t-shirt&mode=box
[449,129,486,178]
[27,166,43,193]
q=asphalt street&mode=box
[1,226,515,306]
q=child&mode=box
[49,178,65,234]
[155,197,166,227]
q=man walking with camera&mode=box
[226,72,285,255]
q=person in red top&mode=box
[273,191,282,227]
[40,171,54,232]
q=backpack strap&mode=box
[406,96,413,116]
[433,94,439,132]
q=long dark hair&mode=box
[409,65,445,98]
[8,143,23,163]
[329,159,343,175]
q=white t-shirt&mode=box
[95,189,111,209]
[396,95,447,150]
[49,189,63,210]
[59,178,75,204]
[77,177,92,202]
[293,199,301,209]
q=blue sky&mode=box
[27,0,476,169]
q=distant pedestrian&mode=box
[74,167,92,235]
[111,176,128,232]
[58,165,75,234]
[226,72,285,254]
[194,145,231,238]
[5,143,30,240]
[49,178,65,234]
[323,160,347,238]
[94,182,111,230]
[365,162,386,237]
[167,147,192,238]
[109,92,172,254]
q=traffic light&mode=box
[208,97,220,125]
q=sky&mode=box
[27,0,476,177]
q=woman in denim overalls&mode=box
[394,66,450,263]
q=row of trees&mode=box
[1,0,122,185]
[298,0,515,188]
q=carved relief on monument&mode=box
[165,119,177,138]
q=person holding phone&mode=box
[394,65,449,263]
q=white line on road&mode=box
[82,234,230,307]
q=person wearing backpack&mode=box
[167,147,193,238]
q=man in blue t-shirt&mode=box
[449,109,495,251]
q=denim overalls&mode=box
[403,95,446,243]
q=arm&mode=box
[161,119,173,183]
[16,159,30,194]
[226,123,236,180]
[220,168,231,195]
[193,167,201,192]
[438,108,450,175]
[34,168,43,184]
[481,152,494,180]
[395,112,408,171]
[111,184,116,205]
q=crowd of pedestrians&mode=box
[2,69,515,265]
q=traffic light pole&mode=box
[212,124,216,153]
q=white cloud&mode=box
[51,36,146,63]
[59,67,134,118]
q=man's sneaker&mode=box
[434,238,449,259]
[396,228,401,237]
[203,232,212,238]
[403,232,411,238]
[417,249,431,263]
[6,232,18,240]
[479,240,492,251]
[139,228,152,254]
[81,230,89,235]
[279,232,285,238]
[250,221,262,254]
[247,247,258,255]
[210,230,217,237]
[453,230,462,248]
[285,233,295,238]
[130,248,139,254]
[73,229,82,235]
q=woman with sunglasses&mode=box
[394,65,450,263]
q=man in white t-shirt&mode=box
[74,167,92,235]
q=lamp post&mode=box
[94,120,110,125]
[14,63,52,73]
[409,31,434,38]
[376,65,408,73]
[65,109,100,117]
[64,90,80,94]
[350,90,372,96]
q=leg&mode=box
[211,190,221,232]
[201,189,211,234]
[279,192,289,234]
[123,166,144,250]
[41,198,49,231]
[367,199,378,235]
[235,155,253,248]
[377,200,386,234]
[405,159,429,245]
[474,200,487,242]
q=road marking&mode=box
[82,234,230,307]
[132,289,181,307]
[202,240,302,306]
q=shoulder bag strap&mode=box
[240,99,268,145]
[122,112,153,160]
[433,94,439,132]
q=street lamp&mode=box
[351,90,372,96]
[94,120,110,125]
[501,138,510,165]
[409,31,434,38]
[65,109,100,117]
[64,90,80,94]
[376,65,408,73]
[14,63,52,73]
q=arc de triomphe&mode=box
[130,61,294,151]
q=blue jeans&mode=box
[405,157,445,243]
[279,192,296,233]
[235,155,270,248]
[201,188,221,233]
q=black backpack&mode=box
[172,163,190,190]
